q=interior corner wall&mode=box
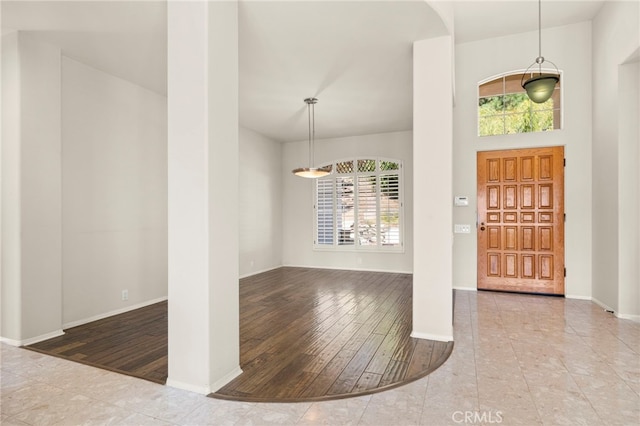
[61,56,168,326]
[1,31,22,341]
[239,127,283,278]
[1,32,63,343]
[592,0,639,312]
[618,59,640,320]
[453,22,593,299]
[19,33,63,340]
[281,131,413,273]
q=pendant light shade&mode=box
[521,0,560,104]
[522,73,559,103]
[291,167,331,178]
[292,97,331,178]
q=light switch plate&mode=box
[454,224,471,234]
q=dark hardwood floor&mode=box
[27,300,168,383]
[27,267,453,402]
[213,267,452,401]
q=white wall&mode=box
[1,31,22,341]
[20,33,63,340]
[618,59,639,320]
[1,32,63,344]
[592,0,639,313]
[239,127,282,277]
[453,22,593,298]
[62,57,167,326]
[282,131,413,273]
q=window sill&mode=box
[313,246,405,254]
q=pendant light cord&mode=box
[308,101,314,168]
[538,0,542,73]
[520,0,559,103]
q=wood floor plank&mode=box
[365,319,408,375]
[299,349,358,398]
[27,301,168,384]
[407,339,436,377]
[26,268,453,401]
[303,322,364,374]
[327,332,386,395]
[379,359,410,387]
[353,372,383,393]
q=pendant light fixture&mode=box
[520,0,560,104]
[292,97,331,178]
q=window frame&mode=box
[313,157,404,253]
[477,69,563,137]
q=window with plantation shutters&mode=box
[316,179,334,245]
[314,158,403,251]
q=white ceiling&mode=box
[238,0,448,142]
[453,0,605,44]
[1,0,605,142]
[1,1,168,100]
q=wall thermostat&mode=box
[454,196,469,206]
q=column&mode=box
[412,36,454,342]
[167,0,241,394]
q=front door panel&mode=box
[477,147,564,295]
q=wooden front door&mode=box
[477,147,565,295]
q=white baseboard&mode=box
[565,294,592,300]
[239,265,281,279]
[166,366,243,395]
[282,263,412,275]
[63,296,168,330]
[411,331,453,342]
[590,298,640,322]
[210,366,244,393]
[591,297,615,313]
[552,296,638,322]
[453,286,477,292]
[166,378,212,395]
[0,329,65,347]
[615,313,640,323]
[0,337,22,347]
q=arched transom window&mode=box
[478,72,561,136]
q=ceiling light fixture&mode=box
[292,97,331,178]
[521,0,560,104]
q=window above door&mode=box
[478,72,562,137]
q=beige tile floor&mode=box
[1,290,639,425]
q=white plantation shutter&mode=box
[357,175,377,246]
[315,158,402,251]
[316,179,334,245]
[379,173,400,246]
[336,177,354,245]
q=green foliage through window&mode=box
[478,73,560,137]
